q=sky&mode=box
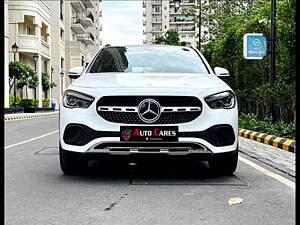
[101,0,144,46]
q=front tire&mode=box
[209,150,238,175]
[59,145,88,175]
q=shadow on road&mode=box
[58,158,247,186]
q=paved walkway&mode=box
[239,137,295,177]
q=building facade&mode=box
[143,0,200,47]
[5,0,102,108]
[5,0,10,108]
[64,0,102,88]
[8,0,52,107]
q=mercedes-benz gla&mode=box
[60,45,238,175]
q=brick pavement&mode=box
[239,136,295,177]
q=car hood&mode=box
[71,72,228,89]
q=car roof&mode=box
[103,44,194,50]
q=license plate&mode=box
[120,126,178,142]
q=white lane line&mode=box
[239,156,295,190]
[5,130,59,150]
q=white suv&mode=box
[59,45,238,175]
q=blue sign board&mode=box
[243,33,267,59]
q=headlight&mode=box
[63,90,95,109]
[204,91,235,109]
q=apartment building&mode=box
[5,0,9,108]
[48,0,102,105]
[64,0,102,88]
[143,0,200,47]
[5,0,102,108]
[8,0,52,107]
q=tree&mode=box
[9,61,39,99]
[154,30,187,46]
[188,0,295,123]
[42,72,57,98]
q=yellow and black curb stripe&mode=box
[4,112,59,121]
[239,129,296,153]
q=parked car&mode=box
[59,45,238,175]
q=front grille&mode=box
[97,96,202,124]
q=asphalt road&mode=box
[5,116,295,225]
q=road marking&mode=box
[5,130,59,150]
[239,156,295,190]
[5,115,58,122]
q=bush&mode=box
[19,99,38,108]
[42,99,50,108]
[239,113,295,139]
[9,95,22,107]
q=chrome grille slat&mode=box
[97,106,201,112]
[97,96,202,124]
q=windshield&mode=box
[88,46,210,74]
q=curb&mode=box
[4,111,59,121]
[239,128,296,153]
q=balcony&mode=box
[143,11,146,17]
[41,40,50,58]
[152,0,162,5]
[152,28,162,32]
[180,0,196,5]
[17,35,50,59]
[143,20,146,25]
[170,0,195,4]
[87,11,94,23]
[71,18,86,34]
[170,9,189,15]
[18,34,39,52]
[71,1,86,12]
[142,1,146,7]
[152,10,162,14]
[99,10,102,17]
[143,30,146,35]
[99,25,102,31]
[81,12,94,27]
[170,18,194,24]
[152,18,162,23]
[172,26,195,33]
[77,32,95,45]
[81,0,94,8]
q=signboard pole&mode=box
[265,0,277,123]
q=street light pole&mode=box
[11,43,19,107]
[33,53,39,100]
[198,0,201,51]
[265,0,276,123]
[60,70,64,97]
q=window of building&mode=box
[155,6,161,12]
[61,58,64,70]
[60,28,64,40]
[27,26,34,35]
[60,0,64,21]
[81,56,85,66]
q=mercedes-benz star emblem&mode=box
[137,99,161,123]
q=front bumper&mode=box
[60,91,239,154]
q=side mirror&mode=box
[68,66,84,79]
[214,67,230,77]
